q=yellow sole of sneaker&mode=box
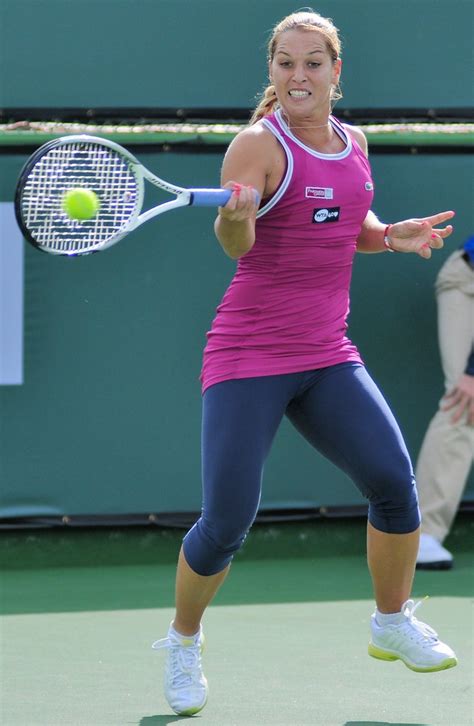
[177,701,208,717]
[368,643,458,673]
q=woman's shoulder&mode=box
[339,121,368,157]
[233,119,277,145]
[225,120,280,160]
[220,118,283,184]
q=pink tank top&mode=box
[201,110,374,393]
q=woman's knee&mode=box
[365,470,421,534]
[182,514,255,576]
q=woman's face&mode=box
[269,29,341,120]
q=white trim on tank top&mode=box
[275,108,352,160]
[256,118,294,219]
[257,110,352,218]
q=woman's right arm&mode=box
[215,125,273,259]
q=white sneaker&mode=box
[416,533,453,570]
[369,599,458,672]
[152,624,208,716]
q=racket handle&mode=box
[188,189,232,206]
[189,188,260,207]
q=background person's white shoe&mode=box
[416,533,453,570]
[152,624,208,716]
[368,599,458,672]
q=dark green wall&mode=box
[1,0,472,518]
[1,0,472,109]
[1,148,473,517]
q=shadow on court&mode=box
[137,719,430,726]
[138,718,430,725]
[139,716,194,725]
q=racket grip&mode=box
[188,189,232,206]
[189,188,260,207]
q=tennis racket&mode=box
[14,134,236,256]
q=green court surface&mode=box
[1,517,473,726]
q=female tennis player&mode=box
[152,9,457,715]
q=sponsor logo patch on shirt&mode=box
[312,207,340,223]
[306,186,334,200]
[365,181,374,191]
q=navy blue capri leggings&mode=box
[183,363,420,576]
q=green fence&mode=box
[1,143,473,521]
[0,0,472,522]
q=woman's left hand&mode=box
[387,210,455,258]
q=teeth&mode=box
[289,90,310,97]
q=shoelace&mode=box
[399,598,439,645]
[152,637,202,688]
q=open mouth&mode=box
[288,90,311,98]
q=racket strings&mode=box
[20,142,141,253]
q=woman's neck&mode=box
[281,112,331,131]
[280,110,345,153]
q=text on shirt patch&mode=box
[312,207,340,223]
[306,186,334,200]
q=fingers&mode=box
[468,402,474,426]
[421,210,455,226]
[219,181,259,218]
[428,233,444,250]
[451,399,467,424]
[418,223,453,258]
[442,388,459,410]
[429,226,453,252]
[429,236,443,250]
[469,402,474,426]
[433,224,454,239]
[233,183,258,206]
[442,388,474,425]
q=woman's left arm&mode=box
[357,209,455,257]
[344,124,455,257]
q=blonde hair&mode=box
[250,10,342,125]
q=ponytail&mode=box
[249,84,279,125]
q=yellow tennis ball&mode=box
[62,188,100,220]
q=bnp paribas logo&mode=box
[306,186,334,199]
[312,207,340,223]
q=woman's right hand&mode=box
[218,180,260,222]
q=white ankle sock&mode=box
[375,608,405,626]
[169,623,201,641]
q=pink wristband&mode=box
[383,224,396,252]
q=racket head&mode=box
[15,135,145,256]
